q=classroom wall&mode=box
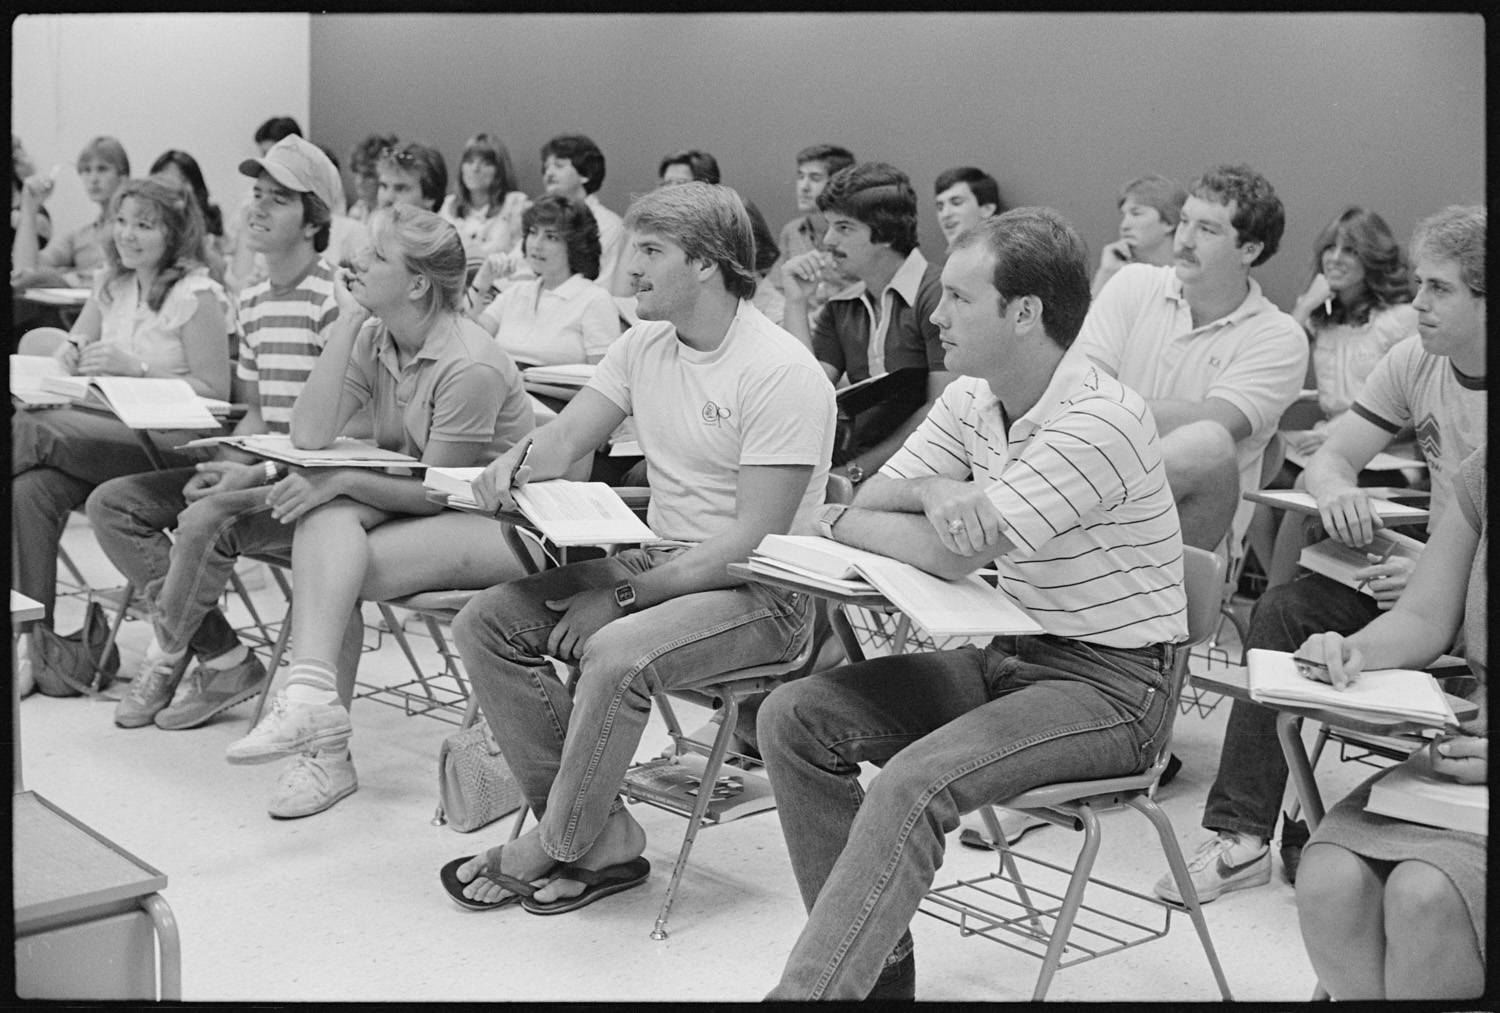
[308,12,1484,308]
[11,13,310,246]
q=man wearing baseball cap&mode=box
[86,135,369,819]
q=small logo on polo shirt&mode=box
[701,401,733,426]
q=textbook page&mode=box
[82,377,219,429]
[512,481,655,546]
[855,556,1043,638]
[1246,649,1458,728]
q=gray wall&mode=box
[309,12,1484,308]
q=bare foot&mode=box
[531,807,647,904]
[457,830,556,904]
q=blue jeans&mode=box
[86,472,293,656]
[758,633,1175,1000]
[452,545,812,864]
[1202,573,1378,839]
[11,407,192,624]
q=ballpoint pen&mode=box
[1356,541,1397,594]
[508,438,534,489]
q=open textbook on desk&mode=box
[424,471,656,546]
[1246,649,1460,730]
[750,534,1042,639]
[30,373,227,429]
[179,433,421,470]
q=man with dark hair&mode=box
[782,162,954,484]
[376,141,447,212]
[759,208,1187,1000]
[85,137,363,779]
[933,165,1001,250]
[541,133,629,297]
[1157,204,1487,906]
[442,182,835,914]
[1093,173,1190,295]
[658,148,721,186]
[253,116,302,155]
[1074,163,1306,553]
[771,142,857,316]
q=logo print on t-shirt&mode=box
[1414,413,1442,472]
[701,401,733,426]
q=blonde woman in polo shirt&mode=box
[470,194,620,366]
[224,205,535,819]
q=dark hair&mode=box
[954,207,1092,351]
[1189,164,1285,267]
[1411,205,1486,296]
[455,132,520,220]
[100,175,208,313]
[934,166,1002,214]
[658,149,721,185]
[1307,207,1413,329]
[1117,174,1187,228]
[816,162,919,256]
[624,183,758,302]
[254,116,302,146]
[378,142,448,209]
[541,134,605,195]
[794,143,855,178]
[521,194,602,281]
[150,149,223,237]
[301,191,333,253]
[743,199,779,276]
[351,133,397,178]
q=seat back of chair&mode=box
[1152,545,1225,767]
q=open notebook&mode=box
[1246,649,1459,729]
[424,472,656,547]
[35,374,225,429]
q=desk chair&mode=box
[919,545,1234,1000]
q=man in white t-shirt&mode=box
[1159,204,1487,907]
[1074,163,1307,553]
[442,182,836,914]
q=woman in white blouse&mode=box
[467,194,621,367]
[439,132,528,263]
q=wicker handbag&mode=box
[437,720,524,832]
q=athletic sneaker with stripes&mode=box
[1154,831,1271,904]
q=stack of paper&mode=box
[750,534,1042,638]
[1365,751,1487,836]
[183,433,422,469]
[1245,649,1458,729]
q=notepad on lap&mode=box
[1246,649,1458,729]
[751,534,1042,638]
[38,375,220,429]
[1366,751,1487,836]
[189,433,423,469]
[512,481,656,546]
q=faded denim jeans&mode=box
[758,633,1175,1000]
[452,544,812,864]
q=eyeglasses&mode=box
[379,146,419,168]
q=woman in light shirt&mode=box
[439,132,528,262]
[468,194,620,367]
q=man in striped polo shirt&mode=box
[759,208,1188,1001]
[88,136,363,738]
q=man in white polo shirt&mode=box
[1074,163,1307,553]
[759,208,1187,1000]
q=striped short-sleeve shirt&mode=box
[234,259,340,433]
[880,352,1187,648]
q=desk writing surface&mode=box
[1189,666,1478,727]
[12,590,46,624]
[13,792,167,927]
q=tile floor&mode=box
[14,513,1379,1002]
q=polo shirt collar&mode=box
[375,317,454,374]
[830,247,929,306]
[550,273,590,300]
[1011,347,1097,441]
[1165,271,1271,328]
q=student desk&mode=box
[1188,665,1477,833]
[725,561,899,664]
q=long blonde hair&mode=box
[98,174,206,313]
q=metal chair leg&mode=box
[1129,794,1234,999]
[1030,803,1103,1000]
[249,600,295,726]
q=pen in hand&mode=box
[508,438,534,490]
[1356,541,1397,594]
[1293,653,1357,690]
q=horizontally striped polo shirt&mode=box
[234,258,340,433]
[880,351,1187,648]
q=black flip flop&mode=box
[521,856,651,915]
[439,852,542,911]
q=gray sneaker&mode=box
[114,653,190,728]
[1154,832,1271,905]
[267,750,358,819]
[155,652,269,730]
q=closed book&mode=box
[423,466,484,507]
[1365,752,1487,836]
[1297,531,1424,595]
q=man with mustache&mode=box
[1074,163,1306,554]
[781,162,955,486]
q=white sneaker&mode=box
[267,750,358,818]
[1154,832,1271,904]
[225,690,352,765]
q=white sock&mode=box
[143,636,189,667]
[283,659,340,707]
[202,643,250,672]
